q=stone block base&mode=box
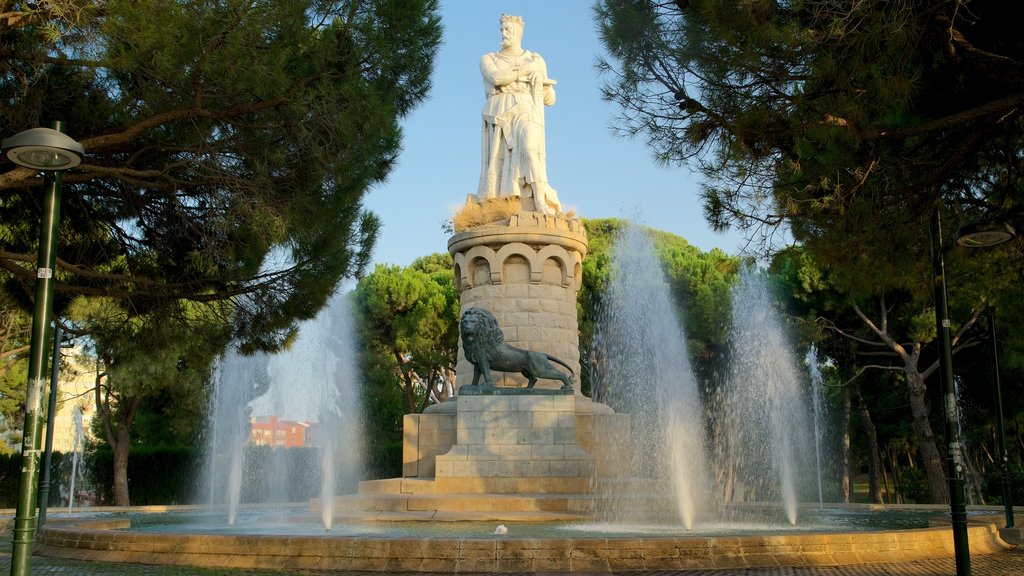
[403,412,456,478]
[576,410,630,478]
[405,396,629,486]
[434,391,594,493]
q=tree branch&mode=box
[851,300,910,361]
[840,364,907,387]
[818,315,888,347]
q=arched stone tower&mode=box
[449,212,587,392]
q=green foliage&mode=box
[771,242,1024,503]
[0,451,74,507]
[2,0,442,499]
[353,255,458,414]
[67,298,228,408]
[91,445,200,505]
[66,296,230,503]
[360,342,408,479]
[0,451,23,506]
[578,218,741,391]
[130,386,208,449]
[981,461,1024,506]
[1,0,442,352]
[597,0,1024,294]
[0,297,31,449]
[896,466,931,504]
[0,364,26,453]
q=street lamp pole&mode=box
[930,207,971,576]
[2,121,84,576]
[986,309,1014,529]
[954,219,1017,532]
[37,322,63,531]
[9,164,63,576]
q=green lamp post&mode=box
[956,221,1017,531]
[932,212,1017,576]
[930,207,971,576]
[1,122,84,576]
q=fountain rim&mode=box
[31,505,1015,573]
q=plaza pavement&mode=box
[1,540,1022,576]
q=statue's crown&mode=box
[500,14,524,27]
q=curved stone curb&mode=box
[35,516,1013,573]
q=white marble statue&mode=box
[478,14,562,214]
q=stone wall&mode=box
[434,392,594,494]
[404,401,630,484]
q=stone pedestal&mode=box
[402,412,456,478]
[449,213,586,391]
[386,212,629,509]
[406,396,630,485]
[434,389,594,494]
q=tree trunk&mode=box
[841,384,852,503]
[394,351,417,413]
[402,374,416,413]
[112,422,132,506]
[905,370,950,503]
[881,463,891,503]
[857,393,884,504]
[888,446,904,504]
[95,373,139,507]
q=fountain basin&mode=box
[35,508,1014,573]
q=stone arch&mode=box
[462,245,499,288]
[453,261,463,292]
[536,244,576,286]
[494,242,536,284]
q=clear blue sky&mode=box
[361,1,749,268]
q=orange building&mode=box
[248,416,313,447]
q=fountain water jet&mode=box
[206,349,269,524]
[63,406,85,514]
[720,267,815,524]
[203,293,363,529]
[591,223,709,529]
[807,345,827,509]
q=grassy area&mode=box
[850,473,904,504]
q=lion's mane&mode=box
[460,307,505,363]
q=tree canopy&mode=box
[596,2,1024,503]
[596,0,1023,284]
[69,296,229,505]
[353,254,458,414]
[1,0,442,350]
[578,218,741,392]
[772,244,1024,503]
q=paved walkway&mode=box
[1,545,1022,575]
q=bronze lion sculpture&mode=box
[460,307,574,390]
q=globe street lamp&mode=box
[981,309,1015,531]
[955,221,1015,249]
[1,122,84,576]
[932,211,1017,576]
[956,221,1017,533]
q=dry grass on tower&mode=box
[451,197,576,233]
[452,197,520,232]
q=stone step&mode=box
[331,492,598,516]
[356,478,403,494]
[400,478,437,494]
[331,508,586,523]
[357,477,437,495]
